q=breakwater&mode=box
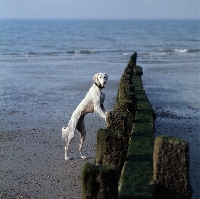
[82,53,192,199]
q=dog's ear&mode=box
[93,73,100,84]
[104,73,108,81]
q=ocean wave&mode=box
[188,49,200,53]
[0,52,28,58]
[156,48,200,54]
[174,49,188,53]
[67,50,98,54]
[122,52,132,56]
[142,49,200,61]
[28,52,40,56]
[0,50,99,58]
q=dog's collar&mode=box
[94,82,104,89]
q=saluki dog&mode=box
[62,73,108,160]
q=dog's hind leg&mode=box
[77,117,86,159]
[64,118,76,160]
[65,132,74,160]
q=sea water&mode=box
[0,19,199,198]
[0,19,199,64]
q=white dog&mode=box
[62,73,108,160]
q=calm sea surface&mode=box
[0,19,199,64]
[0,19,199,198]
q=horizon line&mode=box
[1,17,199,20]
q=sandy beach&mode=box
[1,62,199,198]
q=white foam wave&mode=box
[174,49,188,53]
[122,52,131,56]
[73,50,98,54]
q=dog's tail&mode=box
[62,127,69,141]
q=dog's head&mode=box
[93,73,108,88]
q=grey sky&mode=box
[0,0,199,19]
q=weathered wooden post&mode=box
[82,163,118,199]
[153,136,193,199]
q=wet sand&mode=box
[142,63,200,199]
[1,63,199,198]
[1,116,100,198]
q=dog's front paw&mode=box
[81,155,87,160]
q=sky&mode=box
[0,0,199,19]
